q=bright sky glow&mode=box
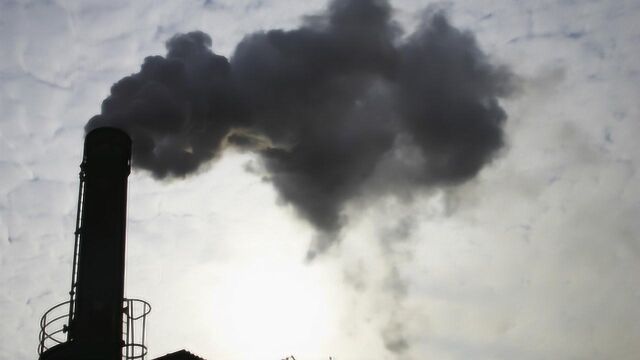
[210,261,336,358]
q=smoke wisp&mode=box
[87,0,514,249]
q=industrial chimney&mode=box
[38,127,206,360]
[38,127,150,360]
[73,127,131,358]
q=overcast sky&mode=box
[2,0,640,359]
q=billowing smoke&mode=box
[87,0,514,248]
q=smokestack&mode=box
[39,127,132,360]
[72,127,131,358]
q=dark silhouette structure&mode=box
[38,128,204,360]
[153,350,205,360]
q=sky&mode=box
[1,0,640,359]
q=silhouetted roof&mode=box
[153,349,206,360]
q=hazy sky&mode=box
[2,1,640,359]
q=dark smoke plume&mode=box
[87,0,514,248]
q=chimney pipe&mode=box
[39,127,132,360]
[72,127,131,358]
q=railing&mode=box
[38,300,72,355]
[122,298,152,360]
[38,298,151,359]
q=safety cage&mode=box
[38,298,151,360]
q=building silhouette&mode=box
[38,128,205,360]
[153,350,205,360]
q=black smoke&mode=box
[87,0,514,247]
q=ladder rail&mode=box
[67,162,86,340]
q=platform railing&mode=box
[38,298,151,359]
[38,300,72,355]
[122,298,152,360]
